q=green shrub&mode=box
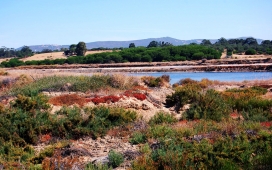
[166,83,201,108]
[12,94,50,111]
[130,132,147,144]
[245,48,256,55]
[148,112,177,125]
[108,150,124,168]
[224,87,272,121]
[226,86,267,96]
[184,89,230,121]
[85,163,112,170]
[148,125,175,140]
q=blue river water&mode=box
[131,72,272,84]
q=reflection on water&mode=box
[130,72,272,84]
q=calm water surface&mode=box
[131,72,272,84]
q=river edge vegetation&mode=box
[1,37,272,68]
[0,73,272,169]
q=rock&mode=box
[92,156,109,166]
[61,146,92,157]
[61,83,72,91]
[142,103,149,110]
[123,150,141,160]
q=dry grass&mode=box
[109,73,140,89]
[21,50,113,61]
[0,69,8,76]
[205,79,272,87]
[220,49,272,60]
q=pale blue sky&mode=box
[1,0,272,48]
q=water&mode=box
[131,72,272,84]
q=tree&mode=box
[129,43,135,48]
[18,46,33,58]
[75,42,87,56]
[216,37,228,45]
[69,44,77,55]
[243,38,258,46]
[245,48,256,55]
[147,41,159,48]
[201,39,212,45]
[159,41,172,47]
[41,49,53,53]
[261,40,271,46]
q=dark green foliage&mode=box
[108,150,124,168]
[227,50,232,56]
[75,41,87,56]
[201,39,212,45]
[1,44,221,67]
[166,83,201,108]
[147,41,159,48]
[209,37,272,56]
[0,46,33,59]
[245,48,256,55]
[1,58,25,67]
[129,43,136,48]
[184,90,231,121]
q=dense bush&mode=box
[245,48,257,55]
[166,83,201,108]
[184,89,231,121]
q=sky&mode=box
[1,0,272,48]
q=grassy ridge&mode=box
[6,74,137,96]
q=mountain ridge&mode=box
[17,37,264,52]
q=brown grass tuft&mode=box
[49,94,87,107]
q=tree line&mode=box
[0,46,33,58]
[0,44,221,67]
[1,37,272,67]
[201,37,272,56]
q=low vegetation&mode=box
[5,74,138,96]
[0,75,272,169]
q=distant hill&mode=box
[16,44,69,52]
[17,37,264,52]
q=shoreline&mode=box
[6,63,272,74]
